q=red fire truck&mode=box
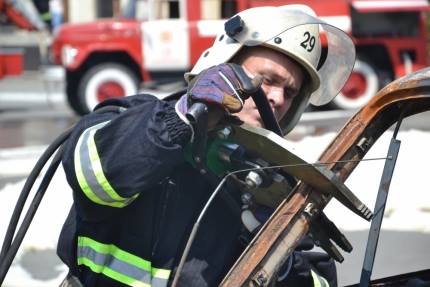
[51,0,430,114]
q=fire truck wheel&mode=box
[77,63,139,113]
[331,57,379,110]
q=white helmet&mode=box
[186,5,355,134]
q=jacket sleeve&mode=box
[61,94,192,215]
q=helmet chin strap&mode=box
[251,88,283,136]
[279,82,313,135]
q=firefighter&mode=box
[57,5,354,287]
[33,0,52,30]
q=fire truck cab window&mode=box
[351,10,420,37]
[154,0,180,19]
[201,0,237,19]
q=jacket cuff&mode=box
[164,102,192,146]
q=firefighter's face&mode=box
[236,47,304,128]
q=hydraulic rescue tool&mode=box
[171,86,374,286]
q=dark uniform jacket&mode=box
[57,94,336,287]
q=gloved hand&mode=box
[175,63,262,128]
[276,237,337,287]
[277,250,335,287]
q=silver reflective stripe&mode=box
[79,246,152,284]
[74,121,138,207]
[77,236,170,287]
[79,128,114,203]
[152,277,169,287]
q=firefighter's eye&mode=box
[263,77,273,85]
[284,87,299,99]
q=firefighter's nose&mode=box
[266,88,285,109]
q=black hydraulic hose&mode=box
[0,105,124,284]
[0,126,73,262]
[0,105,119,263]
[0,146,64,284]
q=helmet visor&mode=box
[228,8,355,106]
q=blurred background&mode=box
[1,0,430,286]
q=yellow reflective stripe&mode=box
[311,270,329,287]
[79,236,151,271]
[78,236,171,280]
[74,122,138,207]
[77,257,149,287]
[311,270,321,287]
[40,12,51,20]
[151,268,170,280]
[87,128,134,203]
[74,128,107,206]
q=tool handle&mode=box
[185,102,208,126]
[186,102,209,172]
